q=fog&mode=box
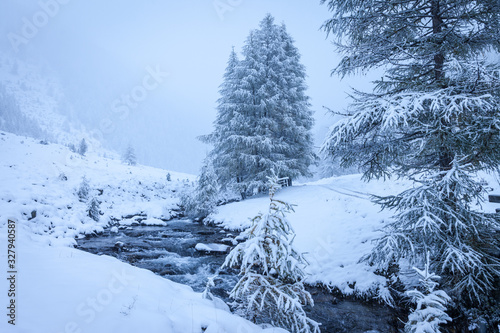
[1,0,376,174]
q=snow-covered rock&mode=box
[195,243,230,253]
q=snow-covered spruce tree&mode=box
[320,0,500,305]
[87,197,100,222]
[223,172,320,333]
[201,14,315,199]
[78,138,88,156]
[405,253,451,333]
[122,144,137,166]
[181,157,219,220]
[77,176,90,202]
[68,143,76,153]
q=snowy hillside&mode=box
[0,131,194,247]
[207,175,404,299]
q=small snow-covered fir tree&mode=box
[68,143,76,153]
[122,144,137,166]
[223,171,320,333]
[77,176,90,202]
[182,158,219,220]
[87,197,100,222]
[78,138,88,156]
[405,253,451,333]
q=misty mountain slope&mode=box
[0,54,95,145]
[208,172,500,300]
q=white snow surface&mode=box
[195,243,230,253]
[0,131,193,247]
[0,131,285,333]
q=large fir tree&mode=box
[201,48,249,197]
[320,0,500,311]
[203,14,315,199]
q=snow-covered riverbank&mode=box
[0,132,285,333]
[1,131,499,332]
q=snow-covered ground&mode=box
[208,171,500,299]
[2,236,287,333]
[207,175,406,298]
[0,131,284,333]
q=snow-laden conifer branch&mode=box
[405,252,451,333]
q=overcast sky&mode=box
[0,1,376,174]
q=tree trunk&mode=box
[432,0,457,225]
[431,0,445,83]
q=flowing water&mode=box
[76,220,397,333]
